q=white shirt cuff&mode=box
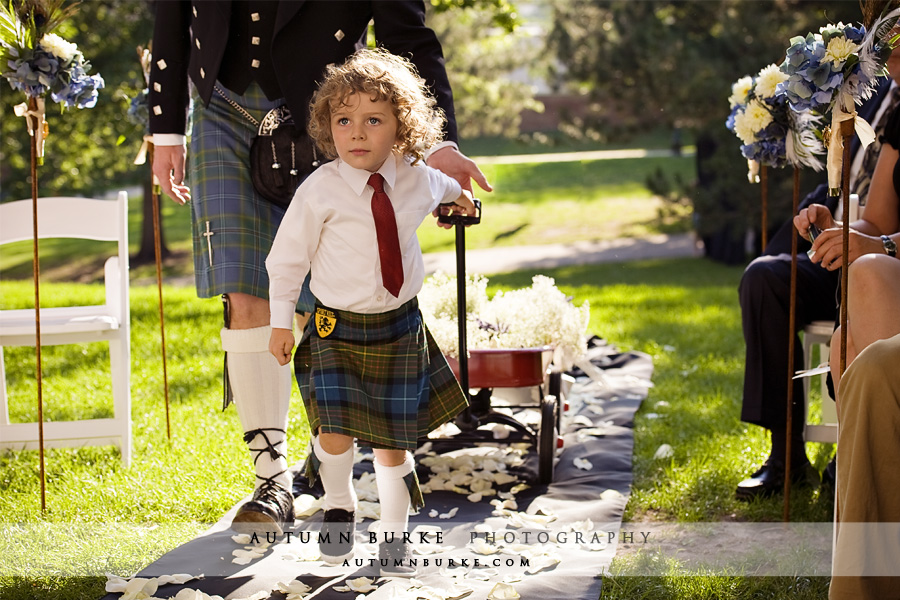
[152,133,186,146]
[270,300,299,331]
[424,140,459,162]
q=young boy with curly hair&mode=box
[266,48,476,575]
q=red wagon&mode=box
[436,202,564,484]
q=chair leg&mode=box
[108,338,132,467]
[0,346,10,426]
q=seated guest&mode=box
[829,333,900,600]
[735,74,896,501]
[795,69,900,398]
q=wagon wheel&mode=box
[538,393,558,484]
[548,367,563,432]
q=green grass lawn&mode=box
[0,257,833,600]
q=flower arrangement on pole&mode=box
[778,14,899,195]
[0,0,103,513]
[0,0,104,164]
[726,63,825,184]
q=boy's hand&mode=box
[269,327,295,366]
[454,189,477,216]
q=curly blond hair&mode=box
[308,47,446,164]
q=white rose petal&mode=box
[573,457,593,471]
[467,492,483,503]
[157,574,202,586]
[569,518,594,533]
[600,489,624,501]
[231,534,252,545]
[439,507,459,519]
[470,538,500,555]
[487,582,521,600]
[526,553,562,574]
[293,494,323,518]
[345,577,378,592]
[654,444,674,459]
[492,472,519,486]
[429,509,439,518]
[276,580,312,600]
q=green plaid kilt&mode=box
[188,81,314,311]
[294,299,468,450]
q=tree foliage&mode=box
[427,0,544,140]
[545,0,865,256]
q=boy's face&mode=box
[331,92,400,172]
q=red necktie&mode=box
[367,173,404,297]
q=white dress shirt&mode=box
[267,151,462,329]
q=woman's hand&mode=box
[808,228,885,270]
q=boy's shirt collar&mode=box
[337,151,399,197]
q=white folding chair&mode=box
[802,320,838,444]
[0,192,132,465]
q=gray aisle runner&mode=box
[102,339,652,600]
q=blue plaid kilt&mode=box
[294,299,468,450]
[188,81,314,311]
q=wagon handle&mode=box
[437,198,482,226]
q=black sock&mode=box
[768,429,809,466]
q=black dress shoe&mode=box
[231,479,295,536]
[379,538,415,577]
[320,508,356,564]
[735,460,819,501]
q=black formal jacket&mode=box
[148,0,458,143]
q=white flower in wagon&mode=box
[419,273,590,371]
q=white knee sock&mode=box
[374,454,413,538]
[221,326,292,491]
[313,437,358,511]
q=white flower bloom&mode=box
[729,75,754,108]
[733,99,773,145]
[39,33,78,61]
[824,36,860,66]
[754,64,788,99]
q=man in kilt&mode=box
[267,49,474,575]
[148,2,490,536]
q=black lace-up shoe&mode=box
[735,459,819,501]
[320,508,356,564]
[231,479,294,536]
[379,539,415,577]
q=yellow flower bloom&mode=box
[733,99,773,145]
[824,36,860,66]
[729,76,754,108]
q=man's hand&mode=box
[269,327,295,366]
[428,146,490,229]
[152,144,192,205]
[793,203,836,241]
[427,146,492,194]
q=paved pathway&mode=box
[423,232,702,276]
